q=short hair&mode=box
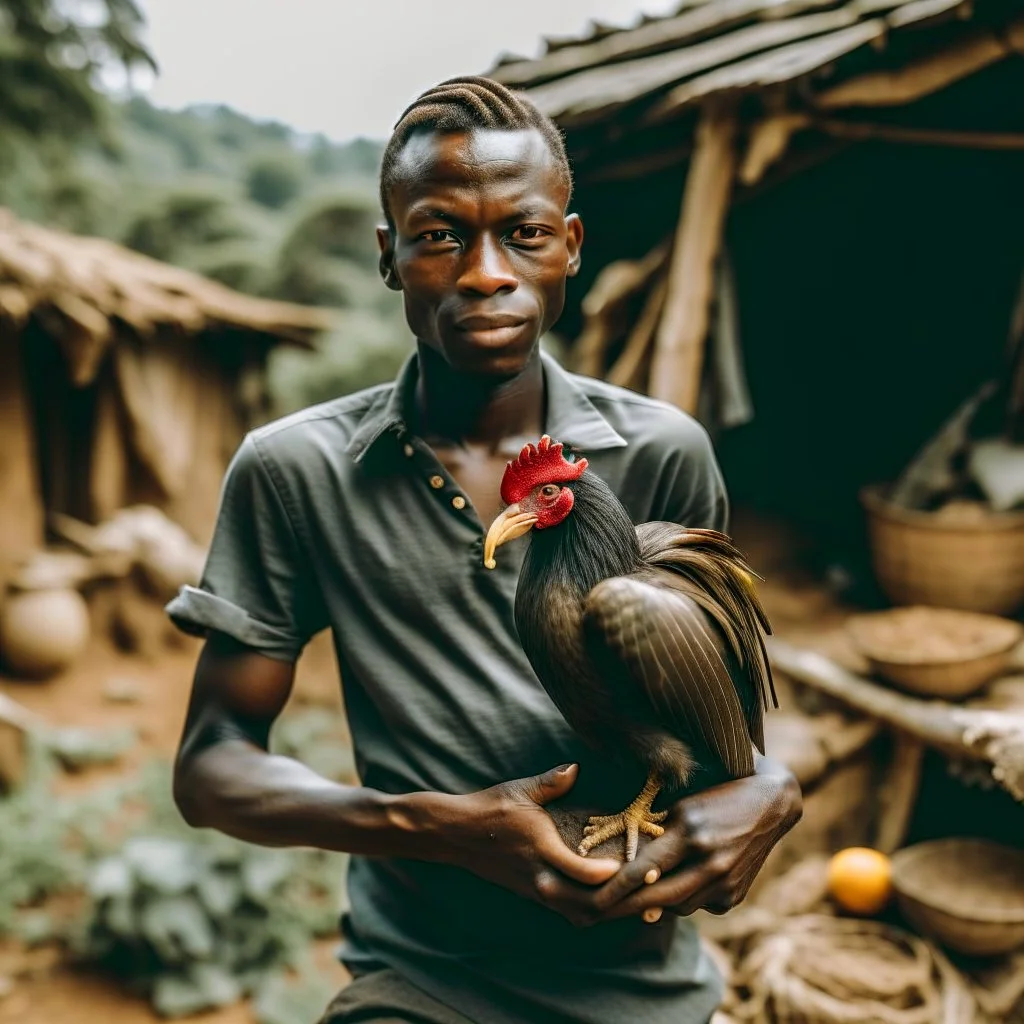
[379,76,572,227]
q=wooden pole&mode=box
[768,639,1024,802]
[649,99,739,414]
[0,330,45,582]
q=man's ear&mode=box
[565,213,584,278]
[377,225,402,291]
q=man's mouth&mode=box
[456,314,528,331]
[454,315,530,347]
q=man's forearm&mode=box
[174,739,446,857]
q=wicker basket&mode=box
[891,839,1024,956]
[861,486,1024,615]
[846,606,1023,699]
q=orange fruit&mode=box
[827,847,893,915]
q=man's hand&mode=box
[590,756,802,924]
[401,763,621,927]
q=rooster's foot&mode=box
[578,773,666,862]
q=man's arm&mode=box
[173,634,622,924]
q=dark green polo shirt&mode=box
[167,351,729,1024]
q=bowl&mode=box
[861,487,1024,616]
[891,839,1024,956]
[846,605,1022,699]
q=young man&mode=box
[168,77,801,1024]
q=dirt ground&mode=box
[0,510,845,1023]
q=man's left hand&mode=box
[591,755,802,923]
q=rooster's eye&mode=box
[540,484,560,498]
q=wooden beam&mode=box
[768,638,1024,801]
[814,118,1024,150]
[740,112,811,184]
[608,277,668,391]
[0,329,44,584]
[648,101,739,414]
[814,19,1024,109]
[570,244,669,377]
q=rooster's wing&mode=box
[583,571,763,780]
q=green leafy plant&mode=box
[72,762,346,1018]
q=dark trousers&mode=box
[318,970,475,1024]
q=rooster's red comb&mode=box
[500,435,589,505]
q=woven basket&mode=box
[861,487,1024,615]
[891,839,1024,956]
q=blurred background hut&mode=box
[0,206,331,587]
[488,0,1024,570]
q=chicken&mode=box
[484,435,777,861]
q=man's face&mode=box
[378,128,583,378]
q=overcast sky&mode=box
[137,0,679,141]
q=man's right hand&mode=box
[398,763,621,927]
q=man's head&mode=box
[377,76,583,378]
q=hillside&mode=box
[0,97,413,413]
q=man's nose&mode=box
[456,236,518,296]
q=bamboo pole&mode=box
[649,99,739,414]
[768,639,1024,801]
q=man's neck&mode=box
[412,343,545,451]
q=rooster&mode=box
[484,435,777,861]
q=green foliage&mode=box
[121,183,253,263]
[1,23,401,417]
[252,964,337,1024]
[246,152,305,210]
[0,732,135,941]
[270,307,412,416]
[70,758,346,1018]
[0,0,153,146]
[0,707,356,1019]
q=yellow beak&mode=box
[483,504,538,569]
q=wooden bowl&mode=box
[891,839,1024,956]
[846,606,1022,699]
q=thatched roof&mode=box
[490,0,1023,130]
[0,207,334,385]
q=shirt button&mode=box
[403,444,414,457]
[429,475,445,489]
[451,495,466,510]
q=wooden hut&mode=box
[0,208,331,582]
[488,0,1024,554]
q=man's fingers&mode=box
[601,863,714,920]
[537,829,620,885]
[517,763,580,806]
[591,827,688,911]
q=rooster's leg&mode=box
[578,772,667,862]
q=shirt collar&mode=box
[346,349,627,464]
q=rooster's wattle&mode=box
[484,435,777,861]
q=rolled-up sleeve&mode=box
[165,434,326,661]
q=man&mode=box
[168,76,801,1024]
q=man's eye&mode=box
[422,230,457,243]
[511,225,547,243]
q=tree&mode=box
[0,0,154,143]
[121,185,251,264]
[246,153,304,210]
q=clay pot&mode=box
[0,587,91,680]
